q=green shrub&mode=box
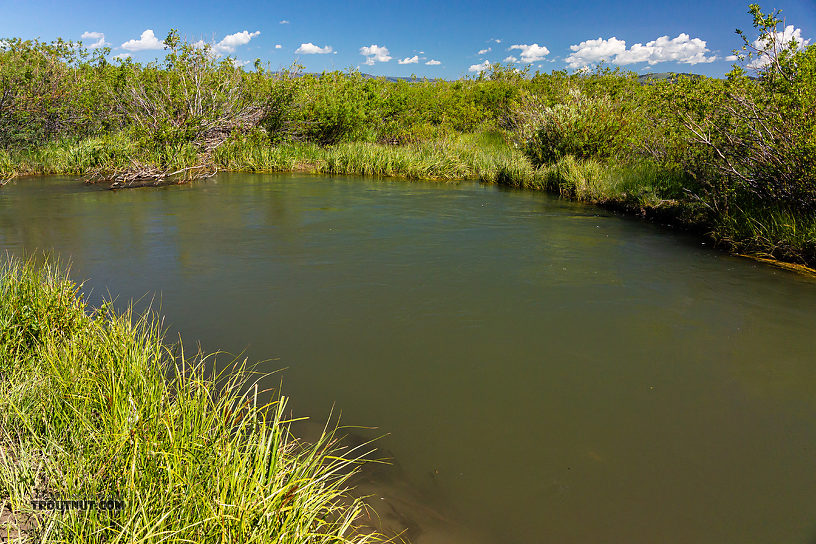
[520,87,634,166]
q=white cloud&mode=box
[748,25,810,68]
[565,36,626,68]
[231,58,251,67]
[275,44,282,49]
[121,29,163,51]
[468,60,491,72]
[491,38,501,44]
[360,44,391,64]
[81,31,109,49]
[566,33,716,69]
[280,20,290,24]
[112,53,130,60]
[509,43,550,62]
[215,30,260,53]
[425,59,441,65]
[398,55,419,64]
[726,54,738,61]
[296,42,333,54]
[503,55,518,63]
[478,47,491,55]
[621,34,716,65]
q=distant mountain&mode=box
[275,70,718,84]
[636,72,704,84]
[358,73,425,83]
[276,71,437,83]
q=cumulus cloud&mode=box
[490,38,501,44]
[565,36,626,68]
[398,55,419,64]
[112,53,130,60]
[275,44,282,49]
[81,31,109,49]
[478,47,491,55]
[468,60,491,72]
[296,42,333,54]
[121,29,163,51]
[509,43,550,62]
[280,20,290,24]
[748,25,810,68]
[566,33,716,69]
[726,54,739,61]
[503,55,518,63]
[360,44,391,65]
[619,34,716,65]
[425,59,441,65]
[215,30,260,53]
[190,31,260,57]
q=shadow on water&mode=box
[291,420,490,544]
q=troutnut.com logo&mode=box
[30,496,125,512]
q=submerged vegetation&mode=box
[0,256,382,543]
[1,4,814,266]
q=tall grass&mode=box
[0,150,15,182]
[0,256,382,543]
[714,205,816,266]
[214,130,539,185]
[0,134,138,178]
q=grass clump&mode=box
[215,129,539,185]
[0,134,138,178]
[0,256,382,543]
[714,204,816,265]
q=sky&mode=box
[1,0,814,78]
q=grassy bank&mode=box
[3,129,814,271]
[0,256,382,543]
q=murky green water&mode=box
[2,173,816,543]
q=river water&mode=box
[2,173,816,543]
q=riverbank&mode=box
[0,256,382,543]
[215,132,816,274]
[3,130,815,275]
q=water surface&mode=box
[2,173,815,543]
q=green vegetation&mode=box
[0,256,381,543]
[1,4,814,268]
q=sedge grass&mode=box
[213,131,539,185]
[713,204,816,266]
[0,134,138,178]
[0,256,383,544]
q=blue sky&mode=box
[1,0,814,77]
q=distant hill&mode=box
[275,70,717,84]
[636,72,705,84]
[277,71,436,83]
[359,73,425,83]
